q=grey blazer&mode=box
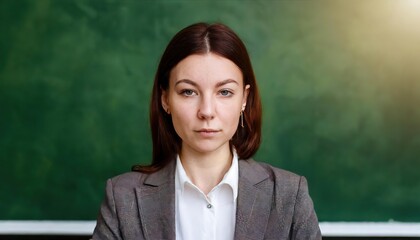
[93,159,321,239]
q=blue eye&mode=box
[220,89,232,96]
[181,89,196,96]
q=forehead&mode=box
[169,53,243,86]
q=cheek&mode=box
[170,115,187,140]
[220,105,241,123]
[170,103,193,130]
[220,100,242,114]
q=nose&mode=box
[197,95,215,120]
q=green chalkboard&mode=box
[1,0,419,221]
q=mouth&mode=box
[194,128,221,137]
[195,128,221,133]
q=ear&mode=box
[161,89,170,113]
[242,84,250,111]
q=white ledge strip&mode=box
[320,222,420,237]
[0,221,96,235]
[0,221,420,236]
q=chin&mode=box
[191,143,229,154]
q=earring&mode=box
[240,110,244,128]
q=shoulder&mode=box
[239,158,309,196]
[239,159,321,237]
[107,171,148,189]
[106,161,176,190]
[240,158,302,184]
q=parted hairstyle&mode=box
[132,22,262,173]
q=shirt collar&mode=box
[175,150,239,200]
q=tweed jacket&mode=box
[92,159,321,239]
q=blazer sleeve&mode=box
[92,179,123,240]
[291,176,322,240]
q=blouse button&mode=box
[207,204,212,209]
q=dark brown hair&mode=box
[132,22,262,173]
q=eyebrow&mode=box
[175,79,198,87]
[174,79,239,87]
[216,79,239,87]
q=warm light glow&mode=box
[395,0,420,18]
[387,0,420,34]
[405,0,420,7]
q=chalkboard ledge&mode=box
[0,221,420,237]
[320,222,420,237]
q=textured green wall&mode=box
[1,0,419,221]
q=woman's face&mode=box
[162,53,249,156]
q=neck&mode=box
[180,145,232,195]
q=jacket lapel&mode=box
[134,159,272,240]
[235,160,272,240]
[136,161,176,240]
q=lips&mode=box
[194,128,221,137]
[196,128,220,133]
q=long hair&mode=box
[132,23,262,173]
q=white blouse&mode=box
[175,152,239,240]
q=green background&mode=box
[1,0,419,221]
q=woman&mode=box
[93,22,321,239]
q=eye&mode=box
[219,89,233,97]
[180,89,197,96]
